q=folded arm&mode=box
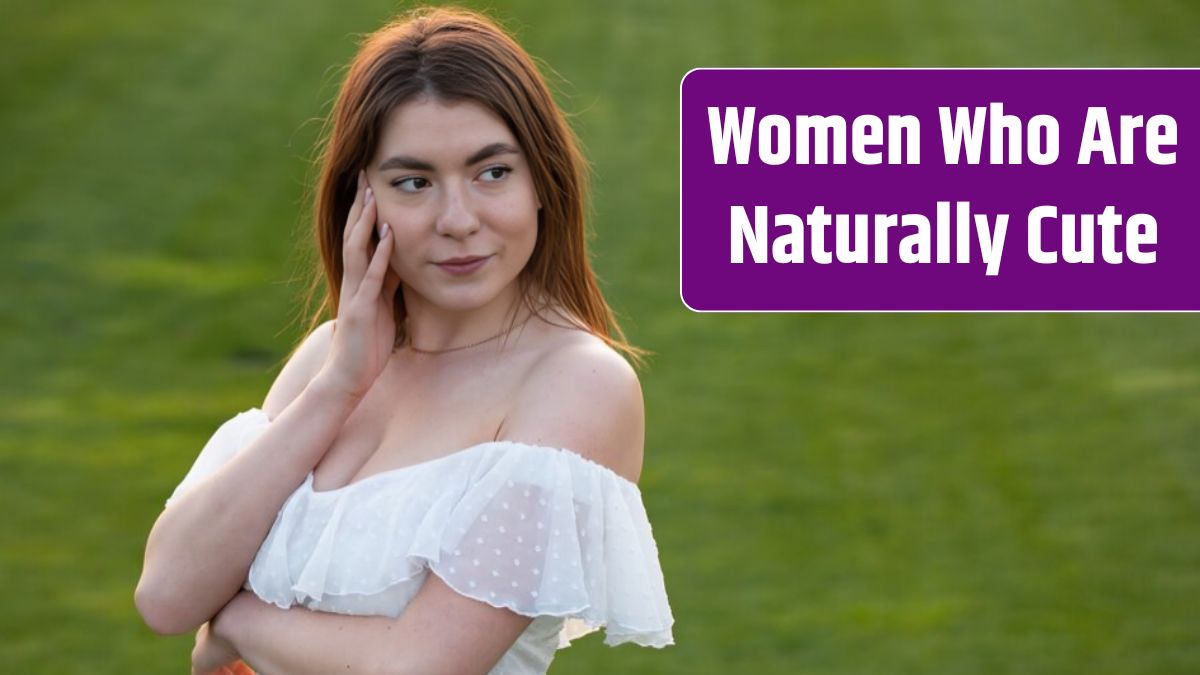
[136,321,362,635]
[214,574,534,675]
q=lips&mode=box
[433,255,492,276]
[436,256,488,265]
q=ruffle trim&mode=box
[423,564,675,649]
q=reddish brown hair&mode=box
[293,6,644,365]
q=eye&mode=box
[392,176,430,193]
[479,166,512,182]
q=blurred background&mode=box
[2,0,1198,672]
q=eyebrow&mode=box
[377,142,521,172]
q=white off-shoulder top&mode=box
[165,408,674,675]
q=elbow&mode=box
[134,576,200,636]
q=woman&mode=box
[134,7,674,674]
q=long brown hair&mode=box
[291,6,644,366]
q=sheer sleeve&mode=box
[163,408,272,509]
[407,442,675,649]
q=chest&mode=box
[310,353,529,491]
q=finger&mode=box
[356,222,392,302]
[345,186,377,288]
[378,268,401,331]
[344,170,366,245]
[351,186,377,254]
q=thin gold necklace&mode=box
[405,312,535,355]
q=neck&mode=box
[401,282,528,353]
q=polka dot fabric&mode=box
[165,408,675,674]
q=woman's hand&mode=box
[319,170,404,400]
[191,621,253,675]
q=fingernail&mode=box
[381,222,391,238]
[365,187,373,204]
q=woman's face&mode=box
[367,97,540,314]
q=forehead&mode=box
[375,97,518,161]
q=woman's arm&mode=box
[136,322,365,635]
[139,172,397,635]
[214,577,534,675]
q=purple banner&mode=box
[679,69,1198,311]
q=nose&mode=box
[434,183,481,239]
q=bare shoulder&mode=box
[261,319,336,420]
[501,328,645,483]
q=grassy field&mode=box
[2,0,1198,672]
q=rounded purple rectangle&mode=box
[679,69,1198,311]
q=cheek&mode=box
[495,190,540,239]
[497,211,539,258]
[375,205,422,248]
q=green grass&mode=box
[2,0,1198,673]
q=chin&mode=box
[419,282,515,313]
